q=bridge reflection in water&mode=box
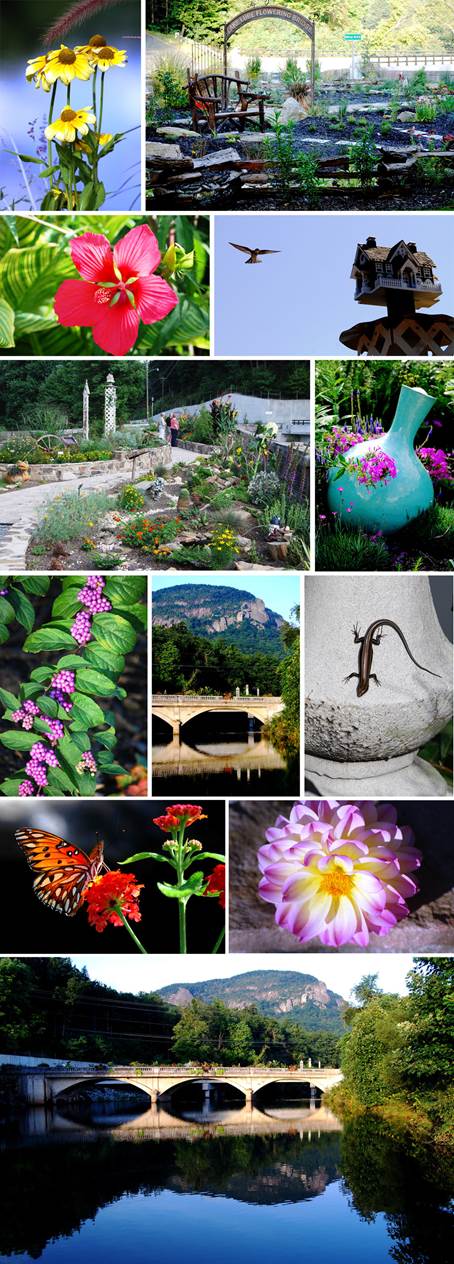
[21,1102,342,1139]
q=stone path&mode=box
[0,448,199,569]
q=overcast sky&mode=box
[70,953,415,1000]
[214,213,454,356]
[151,575,300,624]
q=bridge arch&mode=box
[51,1077,154,1105]
[224,6,316,98]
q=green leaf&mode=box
[58,735,87,767]
[70,693,105,727]
[157,876,204,898]
[0,688,21,711]
[29,666,53,682]
[91,612,137,654]
[67,729,90,751]
[0,597,15,624]
[83,644,124,675]
[35,695,58,718]
[15,577,50,595]
[75,668,118,696]
[46,766,78,795]
[94,761,126,776]
[1,243,75,314]
[3,215,19,244]
[51,590,81,619]
[0,626,9,647]
[0,777,26,796]
[55,654,86,670]
[0,730,40,751]
[189,852,225,863]
[120,851,171,864]
[9,588,35,632]
[23,627,76,653]
[96,726,116,749]
[79,181,96,210]
[0,297,15,349]
[104,577,146,603]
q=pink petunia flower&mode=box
[54,225,178,355]
[257,800,422,948]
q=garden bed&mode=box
[0,447,170,485]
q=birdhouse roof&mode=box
[354,239,435,269]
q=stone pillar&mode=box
[104,372,117,436]
[244,1087,253,1107]
[83,380,90,440]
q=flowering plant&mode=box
[118,515,179,554]
[121,805,225,953]
[84,870,147,951]
[0,574,147,798]
[20,32,133,211]
[258,800,422,948]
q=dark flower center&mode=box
[58,49,76,64]
[61,108,77,121]
[88,34,107,47]
[99,46,115,59]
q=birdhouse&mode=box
[340,235,454,356]
[351,237,442,311]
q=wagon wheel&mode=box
[35,434,62,454]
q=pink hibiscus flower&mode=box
[54,224,179,355]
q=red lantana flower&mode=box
[205,864,226,909]
[153,804,207,832]
[54,225,178,356]
[84,871,143,931]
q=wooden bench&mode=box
[186,70,267,133]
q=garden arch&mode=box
[224,6,316,100]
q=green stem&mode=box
[98,70,105,137]
[47,82,58,190]
[117,908,148,954]
[178,898,188,954]
[66,83,71,106]
[212,925,225,955]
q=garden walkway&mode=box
[0,448,199,568]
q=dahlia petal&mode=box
[135,275,179,323]
[70,233,114,282]
[54,278,101,327]
[114,225,161,278]
[91,302,140,356]
[278,891,332,941]
[325,895,359,946]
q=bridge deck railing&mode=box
[151,695,280,703]
[41,1064,338,1076]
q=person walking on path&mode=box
[169,413,180,448]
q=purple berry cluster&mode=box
[71,575,111,645]
[76,750,97,775]
[0,587,9,596]
[49,669,75,712]
[18,780,35,797]
[11,700,41,731]
[46,718,65,745]
[23,742,60,790]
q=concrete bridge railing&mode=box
[151,695,284,737]
[21,1065,342,1107]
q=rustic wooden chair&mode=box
[186,69,267,133]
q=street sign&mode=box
[344,34,362,40]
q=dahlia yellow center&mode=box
[319,867,354,898]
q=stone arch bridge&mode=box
[152,694,283,738]
[22,1066,342,1107]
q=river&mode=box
[152,727,299,795]
[1,1097,452,1263]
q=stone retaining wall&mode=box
[0,447,170,484]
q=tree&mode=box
[400,957,454,1091]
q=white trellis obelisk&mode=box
[104,372,117,436]
[82,380,90,440]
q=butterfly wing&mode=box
[229,242,254,254]
[15,828,104,918]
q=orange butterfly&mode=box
[15,828,105,917]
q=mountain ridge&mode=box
[158,970,346,1033]
[152,584,286,655]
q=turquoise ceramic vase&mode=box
[327,385,436,534]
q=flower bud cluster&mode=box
[76,750,97,775]
[11,700,41,731]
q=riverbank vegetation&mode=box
[152,624,283,695]
[325,958,454,1145]
[0,956,340,1066]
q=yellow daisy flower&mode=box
[45,106,96,143]
[44,45,93,85]
[25,53,52,91]
[85,44,127,71]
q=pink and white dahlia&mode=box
[257,800,421,948]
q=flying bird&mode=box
[229,242,281,264]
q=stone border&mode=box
[0,447,169,485]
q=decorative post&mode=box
[340,235,454,356]
[104,372,117,436]
[82,380,90,440]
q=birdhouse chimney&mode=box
[407,242,417,253]
[365,236,377,247]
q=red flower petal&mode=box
[91,301,140,356]
[135,275,179,324]
[70,232,114,282]
[54,278,101,327]
[114,224,161,279]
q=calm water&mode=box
[152,729,299,795]
[1,1100,452,1264]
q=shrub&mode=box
[316,526,391,571]
[119,484,145,512]
[210,489,235,510]
[415,103,437,122]
[150,56,187,111]
[295,152,321,206]
[34,492,115,546]
[246,57,261,81]
[118,515,179,554]
[191,409,215,444]
[248,471,281,506]
[282,58,302,89]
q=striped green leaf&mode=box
[0,297,15,348]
